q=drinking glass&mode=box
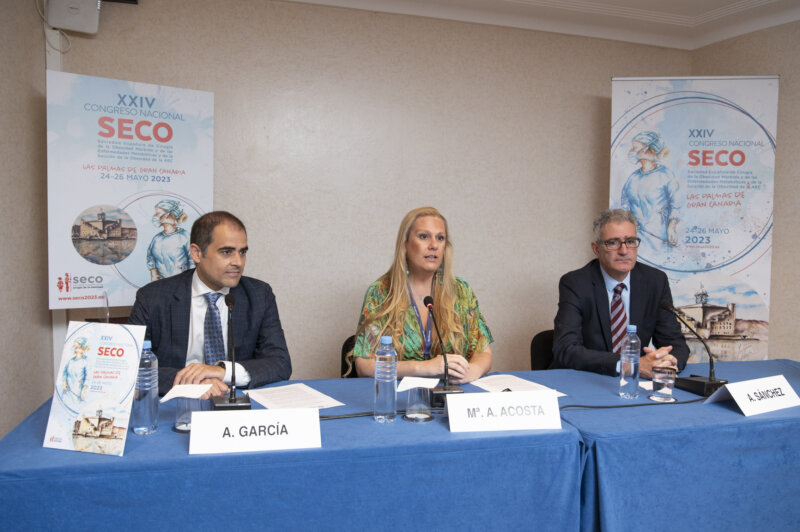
[649,366,677,403]
[403,387,433,422]
[174,397,209,433]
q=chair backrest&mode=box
[341,335,357,378]
[530,329,554,370]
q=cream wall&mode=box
[1,0,797,437]
[1,3,56,438]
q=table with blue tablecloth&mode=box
[527,359,800,532]
[0,377,582,531]
[2,360,799,531]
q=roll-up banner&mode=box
[610,76,778,362]
[47,71,213,309]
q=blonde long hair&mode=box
[357,206,465,359]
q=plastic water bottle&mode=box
[132,340,159,434]
[374,336,397,423]
[618,325,641,399]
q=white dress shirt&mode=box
[599,267,631,319]
[187,271,251,386]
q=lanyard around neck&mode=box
[407,281,433,359]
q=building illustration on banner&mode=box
[673,280,769,362]
[70,205,137,265]
[72,409,127,455]
[677,285,736,337]
[65,197,199,295]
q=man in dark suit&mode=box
[551,209,688,377]
[129,211,291,396]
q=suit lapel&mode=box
[591,261,613,352]
[629,264,644,331]
[230,283,247,353]
[169,271,192,358]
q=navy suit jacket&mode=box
[129,269,292,395]
[550,259,689,375]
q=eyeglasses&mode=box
[599,237,641,250]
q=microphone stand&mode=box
[662,302,727,397]
[424,297,464,408]
[212,294,252,410]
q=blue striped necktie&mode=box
[203,292,226,365]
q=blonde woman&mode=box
[352,207,493,384]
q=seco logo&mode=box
[56,273,104,292]
[56,273,71,293]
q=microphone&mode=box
[212,294,252,410]
[660,301,727,397]
[423,296,464,407]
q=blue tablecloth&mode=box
[3,361,798,531]
[0,377,582,531]
[528,359,800,532]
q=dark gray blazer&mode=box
[129,269,292,394]
[551,259,689,375]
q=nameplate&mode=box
[447,391,561,432]
[706,375,800,416]
[189,408,321,454]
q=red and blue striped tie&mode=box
[610,283,627,354]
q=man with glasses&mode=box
[550,209,688,377]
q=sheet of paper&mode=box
[247,383,344,410]
[472,374,566,397]
[397,377,439,392]
[160,384,212,402]
[640,380,653,391]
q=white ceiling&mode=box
[286,0,800,50]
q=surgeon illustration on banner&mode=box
[620,130,681,252]
[61,337,90,411]
[147,199,193,281]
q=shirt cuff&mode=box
[218,361,252,386]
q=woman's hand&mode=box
[432,354,470,382]
[355,347,492,384]
[436,349,493,385]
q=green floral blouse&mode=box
[353,277,493,361]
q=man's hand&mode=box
[640,346,678,379]
[199,377,229,399]
[174,363,225,386]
